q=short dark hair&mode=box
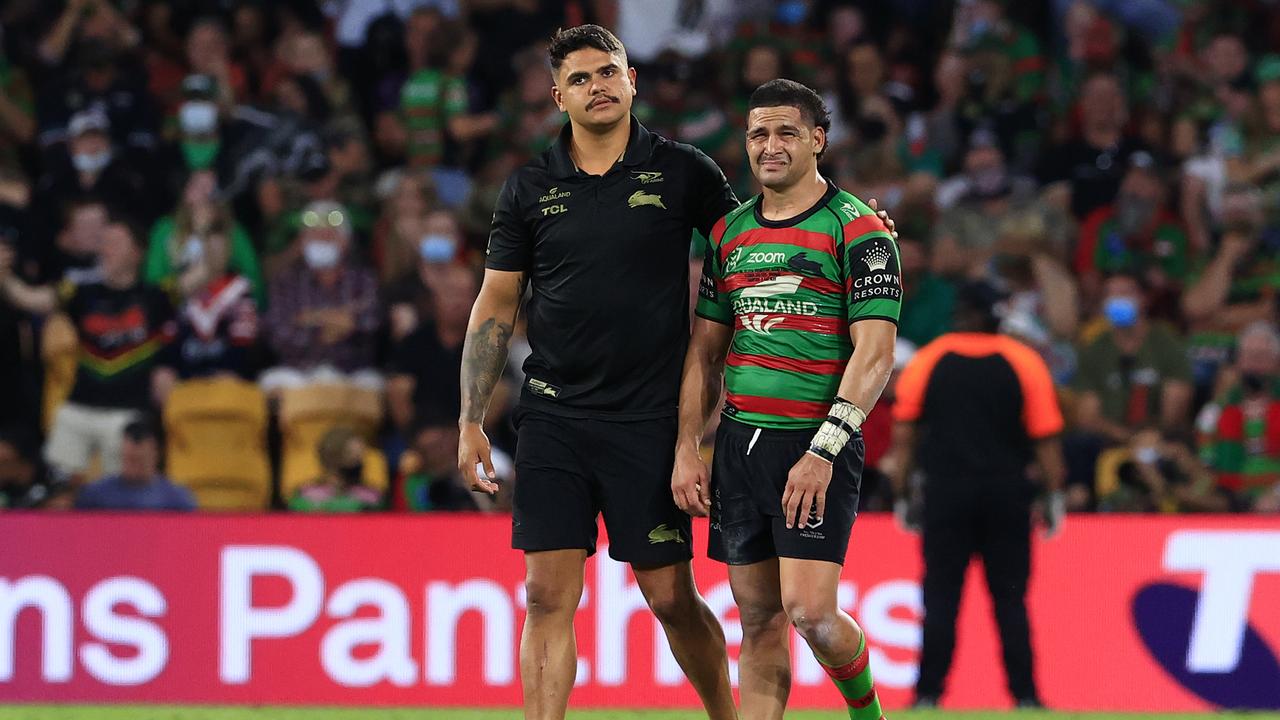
[548,24,626,73]
[123,418,160,445]
[747,79,832,158]
[105,207,147,251]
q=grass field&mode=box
[7,708,1280,720]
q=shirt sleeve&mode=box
[485,175,533,272]
[688,147,739,238]
[1003,338,1065,439]
[693,222,732,325]
[841,213,902,324]
[892,339,947,423]
[443,77,468,119]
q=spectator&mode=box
[144,169,265,306]
[1096,428,1230,512]
[182,17,248,108]
[32,110,155,245]
[934,130,1069,275]
[393,413,505,512]
[0,426,60,510]
[0,50,36,175]
[493,47,571,162]
[171,230,260,381]
[384,208,466,336]
[0,216,176,481]
[896,235,956,347]
[372,170,435,290]
[1040,72,1151,220]
[1221,55,1280,229]
[289,425,382,512]
[387,263,483,433]
[1074,272,1193,444]
[260,200,382,392]
[389,15,496,170]
[34,195,108,286]
[1075,152,1190,301]
[1199,321,1280,509]
[949,0,1045,106]
[74,419,195,511]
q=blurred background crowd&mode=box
[0,0,1277,515]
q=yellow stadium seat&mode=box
[163,378,271,510]
[277,383,385,498]
[280,444,389,502]
[1094,447,1131,500]
[41,314,78,433]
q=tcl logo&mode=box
[1133,531,1280,709]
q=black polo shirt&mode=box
[486,116,738,419]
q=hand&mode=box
[1219,233,1255,262]
[458,422,499,495]
[782,451,832,529]
[1041,490,1066,539]
[316,309,355,345]
[671,444,711,517]
[867,198,899,239]
[894,497,922,534]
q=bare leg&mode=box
[520,549,586,720]
[728,559,790,720]
[633,561,738,720]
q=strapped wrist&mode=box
[809,397,867,459]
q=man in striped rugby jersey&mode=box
[674,79,900,719]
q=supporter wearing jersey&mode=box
[675,79,899,720]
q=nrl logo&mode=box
[632,171,664,184]
[863,244,891,272]
[628,190,666,209]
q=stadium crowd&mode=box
[0,0,1276,514]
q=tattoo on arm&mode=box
[461,317,514,423]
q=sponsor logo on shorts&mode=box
[799,507,826,539]
[648,523,685,544]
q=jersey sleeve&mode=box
[841,213,903,324]
[484,175,532,272]
[688,147,739,238]
[892,338,948,423]
[694,218,732,325]
[1002,338,1065,439]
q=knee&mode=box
[524,578,580,619]
[645,587,699,627]
[783,598,839,646]
[738,600,788,637]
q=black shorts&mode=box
[708,417,864,566]
[511,407,693,566]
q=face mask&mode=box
[339,462,364,485]
[1103,296,1139,329]
[775,0,808,25]
[303,239,341,269]
[179,101,219,135]
[970,166,1009,199]
[1115,194,1156,235]
[182,235,205,267]
[181,139,221,170]
[1242,372,1269,394]
[419,234,457,264]
[72,149,112,173]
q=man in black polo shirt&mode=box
[457,26,739,719]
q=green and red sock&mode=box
[818,631,883,719]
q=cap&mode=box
[1257,55,1280,85]
[182,74,220,101]
[68,109,110,137]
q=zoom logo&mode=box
[1132,532,1280,709]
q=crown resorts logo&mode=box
[863,244,891,272]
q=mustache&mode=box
[587,95,620,109]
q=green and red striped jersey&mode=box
[696,181,901,430]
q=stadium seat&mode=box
[280,443,390,501]
[277,383,386,498]
[163,378,271,510]
[41,313,79,433]
[1094,447,1131,500]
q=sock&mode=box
[819,631,883,720]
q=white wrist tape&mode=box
[808,398,866,461]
